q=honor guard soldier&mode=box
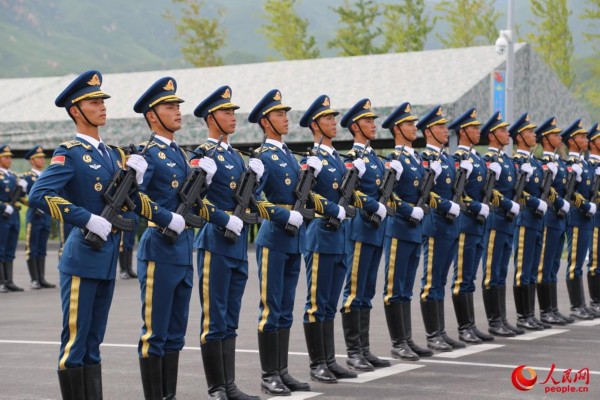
[534,118,572,325]
[381,103,432,360]
[28,70,177,400]
[586,123,600,315]
[248,89,311,396]
[118,211,139,279]
[22,145,55,289]
[480,112,522,336]
[193,86,263,400]
[417,106,463,352]
[561,119,599,320]
[0,145,27,293]
[447,109,494,344]
[133,77,196,400]
[299,95,381,383]
[509,113,548,331]
[339,99,390,372]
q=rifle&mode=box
[324,140,369,231]
[84,132,156,250]
[588,166,600,219]
[479,152,499,224]
[507,150,533,222]
[284,136,323,236]
[2,184,24,219]
[446,145,473,223]
[223,134,267,243]
[559,152,584,219]
[159,136,223,244]
[537,149,559,218]
[409,152,438,227]
[365,145,403,229]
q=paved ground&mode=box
[1,245,599,399]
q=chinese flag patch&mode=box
[50,155,65,166]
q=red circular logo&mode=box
[511,365,537,391]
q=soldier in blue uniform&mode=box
[22,145,55,289]
[417,106,463,351]
[118,212,139,279]
[509,113,548,331]
[381,102,432,360]
[562,120,599,320]
[133,77,201,399]
[585,123,600,315]
[447,109,495,344]
[248,89,310,395]
[480,112,522,336]
[0,144,27,293]
[28,70,180,400]
[193,86,265,400]
[533,118,572,325]
[339,99,390,371]
[299,95,383,383]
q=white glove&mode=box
[479,203,490,219]
[448,201,460,217]
[199,157,217,185]
[571,163,583,182]
[85,214,112,241]
[352,158,366,178]
[560,201,570,214]
[389,160,403,181]
[547,162,558,180]
[126,154,148,185]
[489,162,502,180]
[509,200,520,216]
[337,205,346,221]
[537,200,548,215]
[225,215,243,236]
[4,205,14,215]
[410,206,424,221]
[306,156,323,177]
[589,203,597,216]
[287,210,303,228]
[521,163,534,181]
[18,178,28,191]
[375,202,387,221]
[460,159,473,178]
[595,167,600,177]
[167,212,185,235]
[430,160,442,179]
[249,158,265,181]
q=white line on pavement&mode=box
[418,359,600,375]
[433,344,505,359]
[571,319,600,327]
[268,392,323,400]
[506,328,569,341]
[338,363,425,383]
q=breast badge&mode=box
[94,182,103,192]
[230,181,237,189]
[158,152,166,160]
[83,154,92,163]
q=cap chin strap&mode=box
[314,119,331,141]
[210,112,230,137]
[396,124,412,144]
[462,127,476,146]
[264,114,282,136]
[151,107,175,134]
[569,137,582,153]
[427,127,445,148]
[75,103,97,128]
[518,132,535,149]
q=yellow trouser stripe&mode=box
[200,252,212,344]
[569,227,579,280]
[515,227,525,287]
[384,238,398,305]
[452,233,466,296]
[140,261,156,358]
[119,231,125,252]
[307,253,320,323]
[537,227,548,282]
[421,237,435,301]
[483,230,496,289]
[591,228,599,275]
[25,222,32,259]
[59,276,81,370]
[258,247,270,332]
[343,242,362,313]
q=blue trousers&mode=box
[536,226,565,283]
[383,237,421,304]
[566,226,592,280]
[588,226,600,276]
[481,228,514,289]
[452,232,484,295]
[304,252,347,323]
[0,213,19,262]
[341,241,383,312]
[512,226,543,287]
[58,221,74,259]
[420,236,458,301]
[25,212,51,259]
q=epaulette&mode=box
[513,153,526,159]
[320,150,328,156]
[267,145,278,151]
[484,151,495,158]
[454,149,468,156]
[423,149,434,156]
[59,140,91,150]
[199,142,217,151]
[541,155,552,162]
[141,141,166,149]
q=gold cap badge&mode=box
[163,80,175,91]
[87,74,101,86]
[222,88,231,99]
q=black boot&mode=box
[452,294,481,344]
[140,356,163,399]
[551,281,574,324]
[384,302,418,361]
[420,300,451,352]
[567,278,593,320]
[438,299,465,348]
[341,310,373,371]
[515,285,543,330]
[0,262,8,293]
[162,352,179,400]
[223,337,260,400]
[278,328,310,391]
[402,301,432,357]
[201,341,227,399]
[539,283,564,325]
[4,262,23,292]
[483,287,514,337]
[57,367,85,400]
[84,363,103,400]
[530,284,551,328]
[578,275,600,318]
[37,257,56,288]
[258,330,291,396]
[359,309,390,368]
[588,272,600,314]
[303,322,336,383]
[467,292,494,341]
[323,319,357,378]
[27,258,41,289]
[126,250,138,278]
[119,251,130,279]
[499,286,524,334]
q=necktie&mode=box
[98,142,111,163]
[170,142,183,164]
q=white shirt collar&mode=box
[32,168,42,176]
[488,147,500,153]
[516,149,530,156]
[569,151,580,157]
[154,135,173,147]
[266,138,284,150]
[426,144,441,153]
[315,143,335,156]
[208,137,229,150]
[458,145,476,154]
[396,146,415,156]
[0,168,9,174]
[590,154,600,161]
[76,133,105,150]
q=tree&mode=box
[527,0,574,88]
[576,0,600,109]
[327,0,384,56]
[435,0,500,48]
[259,0,320,60]
[381,0,434,52]
[164,0,226,67]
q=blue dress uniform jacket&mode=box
[22,170,52,259]
[0,169,22,262]
[587,156,600,276]
[513,152,544,232]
